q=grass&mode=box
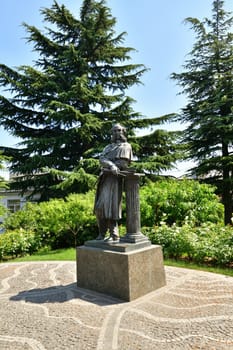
[7,247,76,262]
[165,258,233,277]
[3,247,233,277]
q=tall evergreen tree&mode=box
[0,0,180,199]
[171,0,233,225]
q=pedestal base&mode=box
[120,232,150,244]
[76,244,166,301]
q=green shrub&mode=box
[140,179,224,226]
[3,191,97,249]
[144,224,197,259]
[145,223,233,267]
[2,202,38,231]
[62,192,97,246]
[0,229,41,260]
[193,224,233,265]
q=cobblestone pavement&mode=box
[0,261,233,350]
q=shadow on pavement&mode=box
[10,283,124,306]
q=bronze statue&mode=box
[94,124,132,242]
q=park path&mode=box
[0,261,233,349]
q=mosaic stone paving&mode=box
[0,261,233,349]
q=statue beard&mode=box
[111,134,127,143]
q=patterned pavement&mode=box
[0,261,233,350]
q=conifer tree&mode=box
[171,0,233,224]
[0,0,180,199]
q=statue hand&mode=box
[110,164,119,175]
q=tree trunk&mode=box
[222,142,232,225]
[222,177,232,225]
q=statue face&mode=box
[112,126,124,138]
[111,125,126,142]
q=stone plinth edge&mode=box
[84,239,151,252]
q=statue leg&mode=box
[96,218,108,240]
[106,220,119,241]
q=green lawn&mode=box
[165,258,233,277]
[8,247,76,262]
[4,247,233,277]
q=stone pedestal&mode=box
[76,244,166,301]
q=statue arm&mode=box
[115,159,130,170]
[99,156,119,174]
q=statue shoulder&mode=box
[121,142,132,151]
[117,142,133,160]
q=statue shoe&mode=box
[96,234,105,240]
[104,236,119,243]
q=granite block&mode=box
[76,245,166,301]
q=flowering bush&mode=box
[145,223,233,267]
[0,229,41,260]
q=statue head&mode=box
[111,124,127,142]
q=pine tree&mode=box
[0,0,180,199]
[171,0,233,224]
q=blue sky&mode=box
[0,0,233,175]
